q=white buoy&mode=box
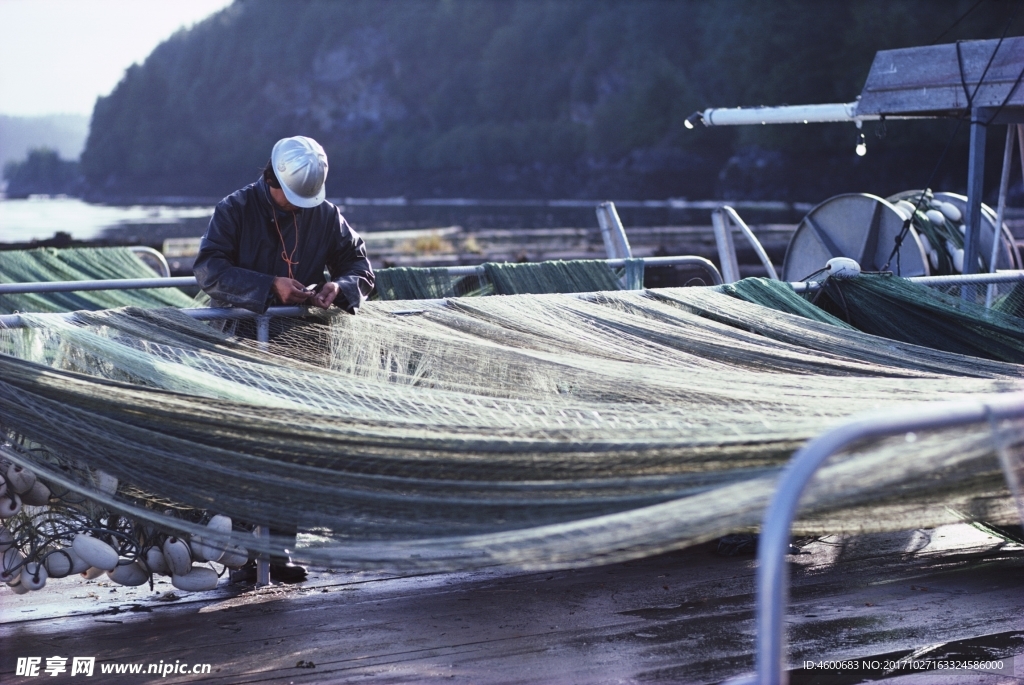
[162,537,192,576]
[0,475,6,498]
[918,233,933,255]
[72,534,119,571]
[208,515,232,533]
[895,200,917,219]
[937,201,962,222]
[190,535,212,562]
[20,481,51,507]
[44,548,86,578]
[171,566,219,592]
[80,566,106,580]
[929,250,940,270]
[0,493,22,518]
[20,562,47,591]
[142,546,169,576]
[925,209,946,226]
[948,242,965,272]
[826,257,861,279]
[107,561,149,587]
[1,549,25,584]
[192,515,233,563]
[7,578,29,594]
[6,465,36,495]
[218,545,250,569]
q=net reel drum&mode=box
[782,191,1019,281]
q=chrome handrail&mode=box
[726,392,1024,685]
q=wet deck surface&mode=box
[2,524,1023,684]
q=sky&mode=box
[0,0,234,118]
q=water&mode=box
[0,197,215,244]
[0,195,811,247]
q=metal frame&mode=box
[725,391,1024,685]
[696,37,1024,306]
[988,125,1022,306]
[595,202,633,260]
[128,246,172,278]
[711,205,780,283]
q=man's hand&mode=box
[272,277,311,305]
[311,281,340,309]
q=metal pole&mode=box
[987,125,1017,307]
[699,102,876,126]
[0,276,197,295]
[711,208,741,284]
[595,202,632,259]
[788,269,1024,294]
[720,206,780,280]
[255,526,270,587]
[754,392,1024,685]
[255,315,270,355]
[962,108,988,282]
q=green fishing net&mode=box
[0,247,194,314]
[721,275,1024,365]
[1,286,1020,574]
[372,259,643,300]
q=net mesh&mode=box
[372,259,636,300]
[0,247,194,314]
[1,283,1021,575]
[724,275,1024,364]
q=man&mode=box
[194,135,373,315]
[194,136,374,583]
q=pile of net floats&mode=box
[1,458,248,595]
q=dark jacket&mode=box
[194,178,374,314]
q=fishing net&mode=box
[372,259,641,300]
[0,285,1021,582]
[814,275,1024,364]
[722,275,1024,365]
[721,278,853,328]
[0,247,194,314]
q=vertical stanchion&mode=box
[987,125,1017,307]
[711,207,741,283]
[962,109,988,289]
[255,526,270,587]
[256,315,270,350]
[595,202,632,260]
[256,315,271,586]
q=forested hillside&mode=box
[80,0,1022,202]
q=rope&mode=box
[272,210,301,281]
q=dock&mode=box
[3,524,1022,683]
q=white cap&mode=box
[270,136,328,208]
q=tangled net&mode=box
[1,283,1022,595]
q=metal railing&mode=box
[790,269,1024,297]
[0,254,724,301]
[128,246,171,278]
[723,391,1024,685]
[711,205,780,283]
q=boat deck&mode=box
[2,523,1022,684]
